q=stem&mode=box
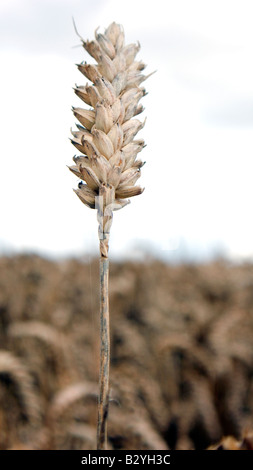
[96,184,114,450]
[97,255,110,449]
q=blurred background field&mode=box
[0,254,253,449]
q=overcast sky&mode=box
[0,0,253,262]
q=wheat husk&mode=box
[69,21,150,258]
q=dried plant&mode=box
[8,321,72,393]
[0,350,41,447]
[208,430,253,450]
[45,381,98,449]
[69,21,151,449]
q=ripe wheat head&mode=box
[69,22,151,257]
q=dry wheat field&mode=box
[0,254,253,450]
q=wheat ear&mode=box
[69,21,150,449]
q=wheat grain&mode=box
[69,21,150,257]
[69,21,151,449]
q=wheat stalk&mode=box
[69,21,150,449]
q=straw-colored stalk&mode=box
[69,21,150,449]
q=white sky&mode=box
[0,0,253,262]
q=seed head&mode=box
[69,22,151,212]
